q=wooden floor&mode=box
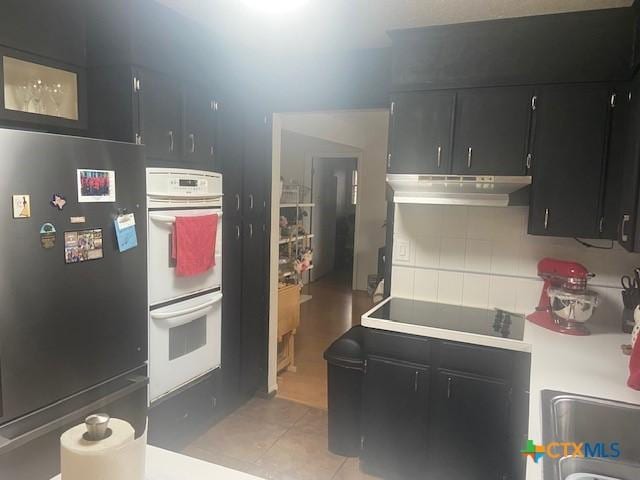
[276,270,373,410]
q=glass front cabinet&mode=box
[0,48,86,129]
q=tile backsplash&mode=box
[391,204,640,324]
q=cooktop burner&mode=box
[368,298,526,341]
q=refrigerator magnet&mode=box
[64,228,104,264]
[40,223,57,249]
[77,169,116,203]
[12,194,31,218]
[114,213,138,253]
[50,193,67,210]
[69,216,86,224]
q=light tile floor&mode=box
[183,397,381,480]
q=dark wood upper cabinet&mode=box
[87,0,216,85]
[361,357,430,478]
[615,79,640,251]
[390,7,635,90]
[219,105,245,217]
[452,87,532,175]
[388,91,455,174]
[0,47,87,131]
[528,85,613,238]
[0,0,87,66]
[242,111,271,218]
[138,70,182,163]
[183,83,217,168]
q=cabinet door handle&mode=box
[249,194,254,210]
[235,225,241,240]
[248,223,253,238]
[447,376,452,399]
[621,214,630,243]
[168,130,174,152]
[414,371,419,392]
[235,194,241,211]
[436,146,442,168]
[467,147,473,168]
[544,209,550,230]
[188,134,195,154]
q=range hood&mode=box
[387,174,532,207]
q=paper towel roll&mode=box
[61,418,146,480]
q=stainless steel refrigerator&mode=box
[0,128,148,479]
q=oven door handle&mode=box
[149,212,223,224]
[150,293,222,328]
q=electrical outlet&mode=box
[395,238,411,263]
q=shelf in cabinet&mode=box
[279,234,314,245]
[280,203,315,208]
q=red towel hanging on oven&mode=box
[171,214,218,277]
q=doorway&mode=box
[268,110,389,408]
[310,157,358,284]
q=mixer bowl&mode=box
[548,287,599,324]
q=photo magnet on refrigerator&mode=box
[114,213,138,253]
[50,194,67,210]
[12,194,31,218]
[40,223,57,249]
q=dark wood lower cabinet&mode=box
[361,357,430,478]
[429,370,511,480]
[359,331,530,480]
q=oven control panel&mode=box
[146,168,222,199]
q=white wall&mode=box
[280,110,390,291]
[280,130,361,186]
[391,204,640,325]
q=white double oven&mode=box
[146,168,223,403]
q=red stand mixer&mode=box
[527,258,599,336]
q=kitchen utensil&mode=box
[634,268,640,291]
[621,275,638,291]
[527,258,598,335]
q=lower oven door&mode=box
[148,208,222,307]
[149,291,222,403]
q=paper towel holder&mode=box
[83,413,113,442]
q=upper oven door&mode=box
[148,208,222,306]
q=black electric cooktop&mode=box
[368,298,526,341]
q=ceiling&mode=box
[156,0,633,53]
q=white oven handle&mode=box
[150,293,222,328]
[149,212,223,224]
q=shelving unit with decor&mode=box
[277,182,314,373]
[278,182,314,297]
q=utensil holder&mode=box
[622,288,640,310]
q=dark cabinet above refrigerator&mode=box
[0,47,87,131]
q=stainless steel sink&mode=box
[541,390,640,480]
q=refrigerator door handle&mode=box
[0,375,148,456]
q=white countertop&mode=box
[51,445,264,480]
[524,319,639,480]
[362,297,640,480]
